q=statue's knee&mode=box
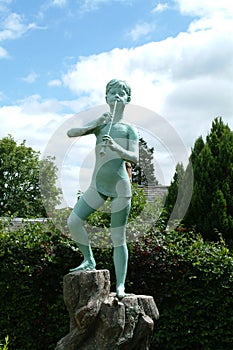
[67,214,74,231]
[67,212,83,232]
[111,227,126,247]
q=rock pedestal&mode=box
[56,270,159,350]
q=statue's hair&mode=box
[106,79,131,98]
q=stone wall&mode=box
[140,185,168,202]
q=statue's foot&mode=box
[116,284,126,299]
[70,259,96,272]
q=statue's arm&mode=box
[67,113,111,137]
[119,135,139,164]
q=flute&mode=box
[99,100,118,156]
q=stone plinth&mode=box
[56,270,159,350]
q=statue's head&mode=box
[105,79,131,104]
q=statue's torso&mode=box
[91,122,134,197]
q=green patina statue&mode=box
[67,79,139,298]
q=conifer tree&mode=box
[162,162,185,222]
[184,117,233,241]
[132,137,157,186]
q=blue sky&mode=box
[1,0,192,103]
[1,0,233,207]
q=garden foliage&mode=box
[184,117,233,241]
[128,227,233,349]
[0,214,232,350]
[162,117,233,243]
[0,336,9,350]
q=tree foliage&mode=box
[0,135,61,218]
[162,162,185,221]
[39,156,62,215]
[132,137,158,186]
[184,117,233,241]
[160,160,193,228]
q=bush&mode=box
[127,227,233,349]
[0,336,9,350]
[0,219,82,350]
[1,217,232,349]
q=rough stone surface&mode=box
[56,270,159,350]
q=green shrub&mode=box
[0,336,9,350]
[128,227,233,349]
[1,216,232,349]
[0,219,82,350]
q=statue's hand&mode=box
[97,112,112,126]
[102,134,113,144]
[102,135,120,153]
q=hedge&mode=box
[0,218,233,349]
[128,228,233,349]
[0,219,79,350]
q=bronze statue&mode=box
[67,79,139,298]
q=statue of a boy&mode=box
[67,79,139,298]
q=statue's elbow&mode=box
[132,154,139,164]
[67,130,72,137]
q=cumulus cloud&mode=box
[0,0,12,13]
[151,3,169,13]
[62,0,233,156]
[48,79,62,87]
[21,72,38,84]
[0,45,8,58]
[175,0,233,17]
[0,95,66,152]
[80,0,131,12]
[51,0,67,7]
[0,13,38,41]
[0,91,6,101]
[127,22,156,42]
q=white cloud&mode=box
[60,140,96,206]
[175,0,233,32]
[0,95,66,153]
[175,0,233,17]
[62,7,233,159]
[0,91,6,101]
[0,13,37,41]
[128,22,156,42]
[51,0,67,7]
[21,72,38,83]
[0,0,12,13]
[19,94,63,115]
[151,3,169,13]
[80,0,131,12]
[48,79,62,87]
[0,45,8,58]
[62,44,173,111]
[80,0,110,12]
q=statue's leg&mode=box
[68,188,107,271]
[110,197,131,298]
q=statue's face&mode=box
[106,86,130,105]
